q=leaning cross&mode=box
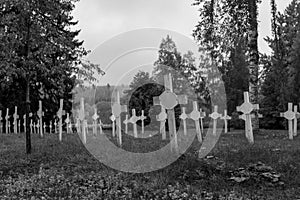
[5,108,9,134]
[189,101,203,142]
[153,73,188,153]
[37,101,45,137]
[237,92,259,144]
[13,106,19,134]
[156,104,167,140]
[280,103,296,140]
[179,107,188,136]
[209,105,222,136]
[111,91,127,146]
[220,110,231,133]
[129,109,140,138]
[56,99,65,142]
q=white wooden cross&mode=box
[0,110,3,134]
[129,109,140,138]
[18,120,20,134]
[30,119,33,134]
[54,120,57,134]
[78,98,86,144]
[237,92,259,144]
[92,107,99,136]
[189,101,203,142]
[49,121,53,134]
[56,99,65,142]
[123,114,129,134]
[293,105,299,137]
[280,103,296,140]
[37,101,44,137]
[8,120,11,134]
[36,120,40,135]
[179,107,188,136]
[209,105,222,136]
[43,122,46,134]
[199,108,206,134]
[99,120,103,134]
[140,110,146,134]
[65,113,71,134]
[23,115,26,133]
[220,110,231,133]
[13,106,19,134]
[156,104,167,140]
[111,91,127,146]
[5,108,9,134]
[153,73,188,153]
[110,114,116,137]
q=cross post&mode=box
[237,92,259,144]
[78,98,86,144]
[5,108,9,134]
[140,110,146,134]
[13,106,19,134]
[92,107,99,136]
[209,105,222,136]
[37,101,45,137]
[153,74,188,153]
[179,107,188,136]
[57,99,65,142]
[189,101,203,142]
[280,103,296,140]
[155,104,167,140]
[129,109,140,138]
[220,110,232,133]
[111,91,127,146]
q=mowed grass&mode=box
[0,129,300,199]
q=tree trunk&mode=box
[26,80,32,154]
[248,0,259,133]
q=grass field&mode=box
[0,129,300,199]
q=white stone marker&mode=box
[237,92,259,144]
[209,105,222,136]
[0,110,3,134]
[221,110,231,133]
[280,103,296,140]
[153,73,188,153]
[5,108,9,134]
[293,105,299,137]
[110,114,116,137]
[13,106,19,134]
[140,110,146,134]
[123,114,129,134]
[156,104,167,140]
[37,101,44,137]
[78,98,86,144]
[57,99,65,142]
[111,91,127,146]
[92,107,99,136]
[179,107,188,136]
[129,109,140,138]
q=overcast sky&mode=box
[72,0,292,86]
